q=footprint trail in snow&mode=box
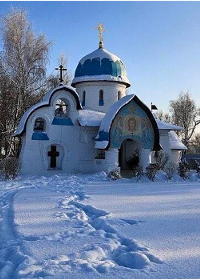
[0,174,163,278]
[52,186,163,274]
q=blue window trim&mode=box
[99,100,104,106]
[32,132,49,140]
[52,117,74,126]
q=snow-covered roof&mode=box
[13,84,82,137]
[169,131,187,150]
[72,47,130,87]
[79,48,121,65]
[95,94,161,151]
[78,109,105,127]
[156,119,183,131]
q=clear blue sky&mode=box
[1,1,200,112]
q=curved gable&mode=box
[13,85,82,137]
[95,95,161,151]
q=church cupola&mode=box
[71,23,130,113]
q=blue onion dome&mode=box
[71,47,130,87]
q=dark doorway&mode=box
[119,139,139,171]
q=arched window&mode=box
[82,91,86,107]
[118,91,122,100]
[55,98,69,117]
[34,118,45,132]
[99,90,104,106]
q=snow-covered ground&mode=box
[0,173,200,278]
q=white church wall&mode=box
[75,81,126,113]
[78,126,99,173]
[104,148,119,171]
[20,112,81,175]
[19,88,85,175]
[20,108,100,175]
[94,146,151,173]
[159,130,172,160]
[140,148,151,170]
[94,148,119,173]
[171,150,182,167]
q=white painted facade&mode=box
[76,81,126,113]
[15,46,187,176]
[15,86,98,175]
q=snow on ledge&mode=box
[169,131,187,150]
[72,74,130,86]
[155,119,183,131]
[95,141,109,149]
[78,109,105,127]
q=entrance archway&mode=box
[119,139,140,171]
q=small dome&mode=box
[72,47,130,87]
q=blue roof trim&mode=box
[97,131,109,141]
[75,58,127,78]
[32,132,49,140]
[52,117,74,126]
[72,47,130,87]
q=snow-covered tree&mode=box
[0,8,51,157]
[170,92,200,147]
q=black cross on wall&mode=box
[48,145,59,168]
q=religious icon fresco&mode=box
[127,117,136,133]
[141,117,152,143]
[110,100,154,149]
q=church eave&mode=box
[71,77,131,88]
[13,85,82,137]
[96,94,161,151]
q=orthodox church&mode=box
[13,24,187,176]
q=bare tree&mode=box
[189,133,200,154]
[170,92,200,147]
[156,110,172,123]
[42,53,71,91]
[0,8,51,157]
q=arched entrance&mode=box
[119,139,140,171]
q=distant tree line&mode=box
[0,8,70,159]
[156,91,200,153]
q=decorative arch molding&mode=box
[13,85,82,137]
[118,136,143,150]
[30,114,51,141]
[30,114,51,127]
[51,91,77,112]
[95,94,161,151]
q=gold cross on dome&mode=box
[95,22,105,48]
